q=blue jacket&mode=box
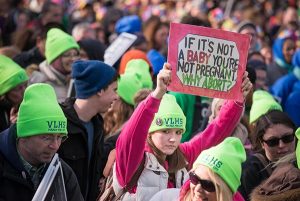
[285,91,300,127]
[270,73,298,108]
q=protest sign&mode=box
[32,154,67,201]
[167,23,250,101]
[104,32,137,66]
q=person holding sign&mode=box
[150,137,246,201]
[112,63,252,201]
[0,83,83,201]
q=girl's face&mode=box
[60,49,80,74]
[190,165,217,201]
[154,25,169,50]
[151,128,183,155]
[6,81,27,105]
[240,27,257,50]
[282,39,296,64]
[261,124,295,161]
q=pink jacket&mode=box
[115,94,244,190]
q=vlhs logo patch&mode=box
[47,121,66,132]
[163,118,183,128]
[156,118,163,126]
[202,154,223,171]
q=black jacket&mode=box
[239,154,273,201]
[13,47,45,68]
[59,97,111,201]
[0,125,83,201]
[0,99,11,133]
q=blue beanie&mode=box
[147,49,166,76]
[72,60,116,99]
[115,15,142,34]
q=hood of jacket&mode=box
[0,125,26,172]
[59,97,104,140]
[251,163,300,201]
[39,60,68,86]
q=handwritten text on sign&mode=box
[177,34,239,92]
[168,23,250,101]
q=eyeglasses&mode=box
[39,135,68,144]
[61,51,80,58]
[189,171,215,192]
[262,134,294,147]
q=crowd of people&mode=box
[1,0,300,201]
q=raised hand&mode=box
[152,63,172,99]
[241,71,253,101]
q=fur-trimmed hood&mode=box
[251,163,300,201]
[251,187,300,201]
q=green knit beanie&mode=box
[249,90,282,124]
[296,128,300,168]
[125,59,153,89]
[0,55,28,96]
[193,137,246,193]
[45,28,79,64]
[149,94,186,133]
[117,73,143,106]
[17,83,67,137]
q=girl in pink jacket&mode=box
[113,63,252,201]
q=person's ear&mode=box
[97,89,104,97]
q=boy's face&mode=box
[98,81,118,113]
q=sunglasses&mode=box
[189,171,215,192]
[262,134,294,147]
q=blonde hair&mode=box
[209,98,223,123]
[183,167,233,201]
[272,152,296,168]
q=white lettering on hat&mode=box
[203,154,223,171]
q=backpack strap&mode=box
[113,155,146,201]
[254,153,273,175]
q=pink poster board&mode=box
[167,23,250,101]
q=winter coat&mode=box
[285,90,300,127]
[113,152,188,201]
[251,162,300,201]
[270,73,298,108]
[0,125,83,201]
[115,94,244,201]
[239,154,273,201]
[59,97,113,201]
[29,60,70,103]
[13,47,45,68]
[0,99,11,132]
